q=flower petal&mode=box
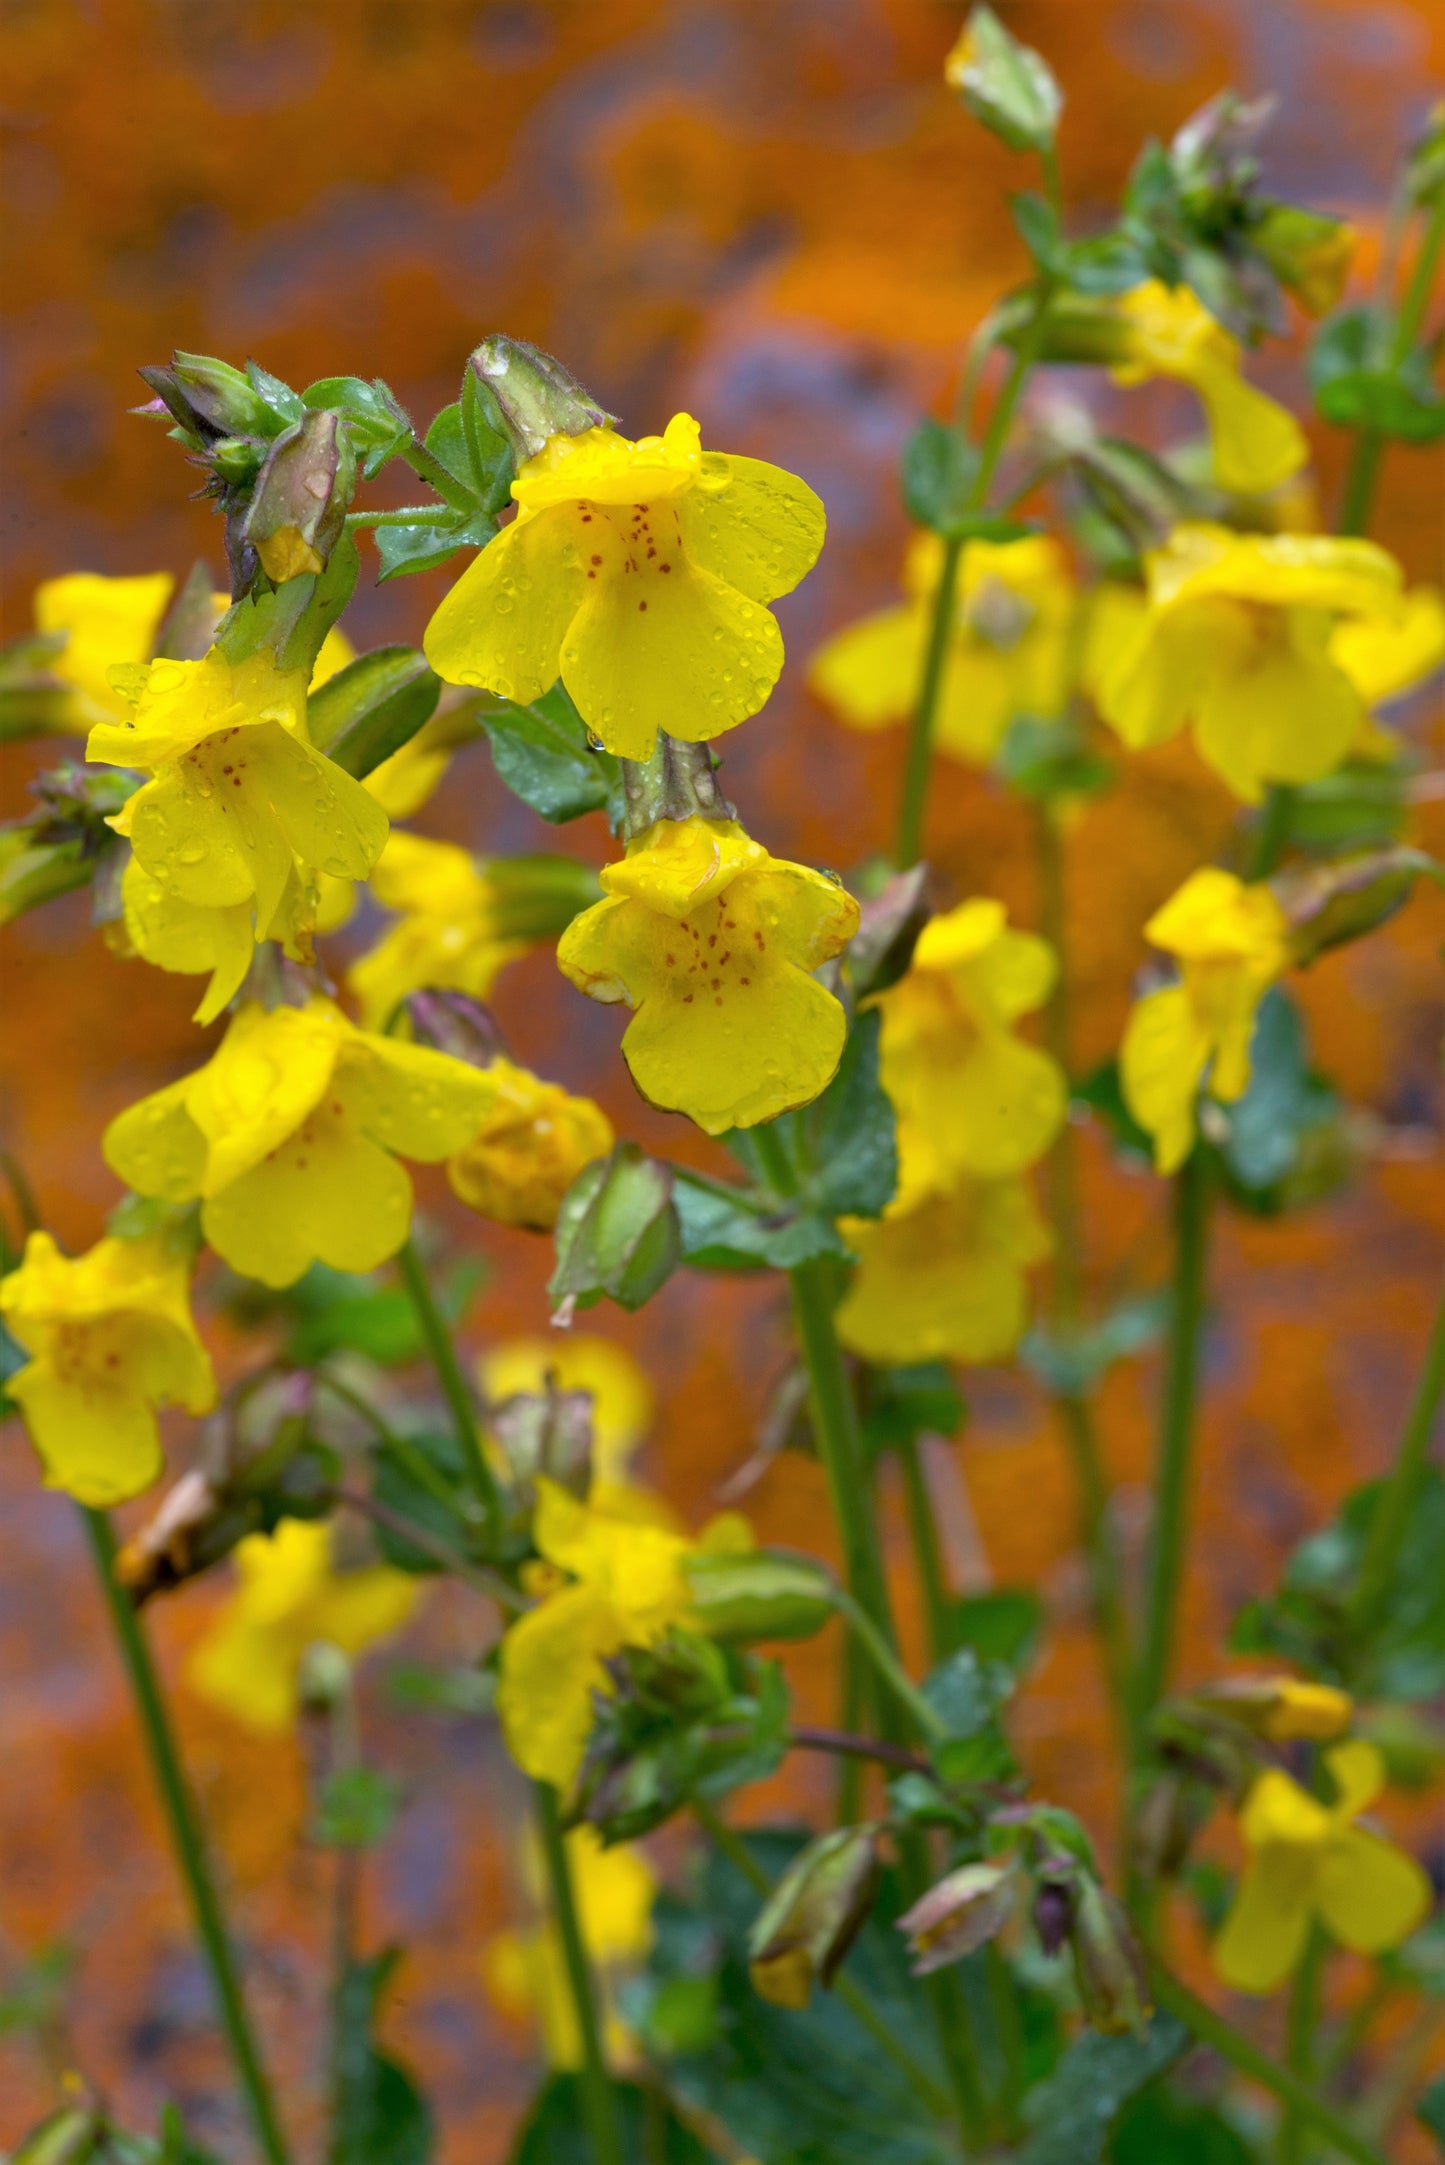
[344,1033,495,1161]
[679,452,825,604]
[1212,1853,1313,1994]
[809,602,923,732]
[1096,595,1248,752]
[104,1076,209,1202]
[1194,612,1362,801]
[424,504,587,703]
[201,1105,414,1286]
[1193,364,1309,495]
[126,757,287,916]
[188,1002,345,1194]
[621,959,847,1134]
[1121,984,1211,1175]
[838,1178,1046,1366]
[6,1364,163,1506]
[1316,1828,1432,1955]
[496,1581,619,1788]
[121,856,255,1027]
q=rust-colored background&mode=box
[2,1,1443,2157]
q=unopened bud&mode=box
[944,5,1061,156]
[748,1825,882,2009]
[242,408,357,583]
[1275,848,1441,969]
[846,863,930,997]
[1130,1772,1202,1883]
[9,2106,105,2165]
[1032,1875,1075,1958]
[683,1547,836,1644]
[137,351,281,444]
[488,1382,595,1498]
[297,1639,354,1714]
[405,990,507,1067]
[548,1141,680,1319]
[620,731,735,839]
[1188,1675,1352,1743]
[897,1860,1016,1976]
[469,336,616,464]
[1070,1878,1152,2036]
[1252,205,1355,317]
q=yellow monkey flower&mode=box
[497,1478,747,1792]
[102,995,493,1288]
[88,645,388,1021]
[188,1516,418,1733]
[557,815,858,1136]
[1213,1741,1431,1994]
[1120,868,1292,1175]
[1093,523,1404,802]
[1109,281,1308,495]
[0,1230,214,1507]
[446,1058,614,1231]
[482,1825,655,2070]
[809,534,1076,765]
[347,834,533,1030]
[424,412,825,762]
[478,1336,654,1488]
[1330,584,1445,711]
[34,571,177,730]
[873,899,1066,1184]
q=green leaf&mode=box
[921,1647,1016,1782]
[1417,2071,1445,2152]
[481,682,623,824]
[1020,1294,1168,1397]
[1310,307,1445,442]
[1011,190,1063,273]
[1075,1062,1154,1166]
[244,359,305,426]
[302,377,411,479]
[1211,990,1345,1214]
[460,368,518,515]
[231,1260,484,1368]
[994,715,1114,804]
[549,1143,681,1315]
[307,646,441,777]
[384,1661,496,1717]
[900,418,979,535]
[948,4,1062,155]
[634,1832,955,2164]
[509,2077,715,2164]
[951,1589,1043,1674]
[860,1362,964,1458]
[371,1432,469,1574]
[673,1171,847,1272]
[804,1010,898,1220]
[1109,2079,1255,2163]
[329,1951,433,2165]
[373,509,496,583]
[1015,2017,1188,2165]
[1284,759,1409,853]
[313,1765,404,1849]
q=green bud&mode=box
[480,851,604,940]
[468,335,616,464]
[549,1141,681,1319]
[896,1859,1016,1975]
[1274,846,1444,967]
[1070,1878,1152,2035]
[137,350,283,443]
[945,4,1062,156]
[1129,1771,1207,1882]
[242,408,357,583]
[1403,101,1445,209]
[748,1825,882,2009]
[208,434,268,486]
[307,644,441,776]
[620,729,735,839]
[487,1379,595,1498]
[7,2106,105,2165]
[1252,204,1355,317]
[846,863,930,997]
[683,1546,836,1643]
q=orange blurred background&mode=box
[2,0,1443,2156]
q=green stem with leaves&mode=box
[82,1509,291,2165]
[401,435,477,515]
[534,1781,624,2165]
[395,1236,502,1539]
[1339,187,1445,537]
[1349,1273,1445,1636]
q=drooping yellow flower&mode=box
[0,1230,214,1507]
[34,571,176,730]
[424,412,825,762]
[446,1058,613,1231]
[1094,523,1404,801]
[187,1517,418,1733]
[481,1825,655,2069]
[87,646,389,1022]
[347,834,533,1031]
[1109,281,1308,495]
[1120,868,1291,1175]
[837,1163,1051,1367]
[478,1336,654,1487]
[809,534,1076,765]
[557,815,858,1136]
[102,996,493,1288]
[1331,584,1445,710]
[496,1478,742,1791]
[1213,1741,1431,1994]
[872,899,1066,1184]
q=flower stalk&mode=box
[533,1780,625,2165]
[394,1236,502,1540]
[1348,1273,1445,1638]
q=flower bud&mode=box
[1069,1878,1152,2035]
[944,5,1061,156]
[748,1825,882,2009]
[548,1141,681,1321]
[8,2106,105,2165]
[242,408,357,583]
[487,1381,595,1498]
[683,1547,836,1643]
[468,335,616,464]
[1252,205,1355,317]
[897,1859,1016,1976]
[1130,1771,1204,1882]
[405,989,507,1067]
[846,863,930,998]
[1032,1875,1074,1958]
[137,351,282,444]
[619,729,735,840]
[1274,847,1441,969]
[448,1060,615,1234]
[1187,1675,1352,1743]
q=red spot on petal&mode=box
[638,600,647,611]
[591,555,602,566]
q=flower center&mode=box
[571,500,685,614]
[656,887,766,1009]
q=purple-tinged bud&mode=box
[748,1826,882,2009]
[1032,1875,1075,1958]
[1070,1879,1152,2036]
[469,336,616,464]
[897,1860,1016,1976]
[405,989,507,1067]
[242,409,357,583]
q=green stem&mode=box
[1151,1968,1389,2165]
[833,1587,948,1745]
[895,533,964,868]
[402,436,478,515]
[1132,1149,1213,1731]
[689,1799,955,2124]
[82,1510,290,2165]
[896,1434,956,1662]
[1249,785,1296,878]
[1278,1928,1326,2165]
[344,504,460,529]
[534,1782,624,2165]
[1319,1975,1393,2084]
[836,1632,865,1825]
[1337,433,1385,540]
[1339,188,1445,537]
[394,1237,501,1538]
[1349,1274,1445,1635]
[333,1488,523,1611]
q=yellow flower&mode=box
[837,1165,1051,1367]
[87,646,388,1022]
[0,1230,214,1507]
[424,411,825,762]
[1094,523,1404,801]
[1109,281,1308,495]
[34,571,176,730]
[347,834,532,1031]
[1331,584,1445,710]
[1120,868,1291,1175]
[478,1336,654,1487]
[809,534,1076,765]
[481,1825,655,2069]
[102,995,493,1287]
[1214,1741,1431,1994]
[446,1058,614,1231]
[872,899,1066,1184]
[497,1478,735,1791]
[557,816,858,1136]
[187,1517,417,1733]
